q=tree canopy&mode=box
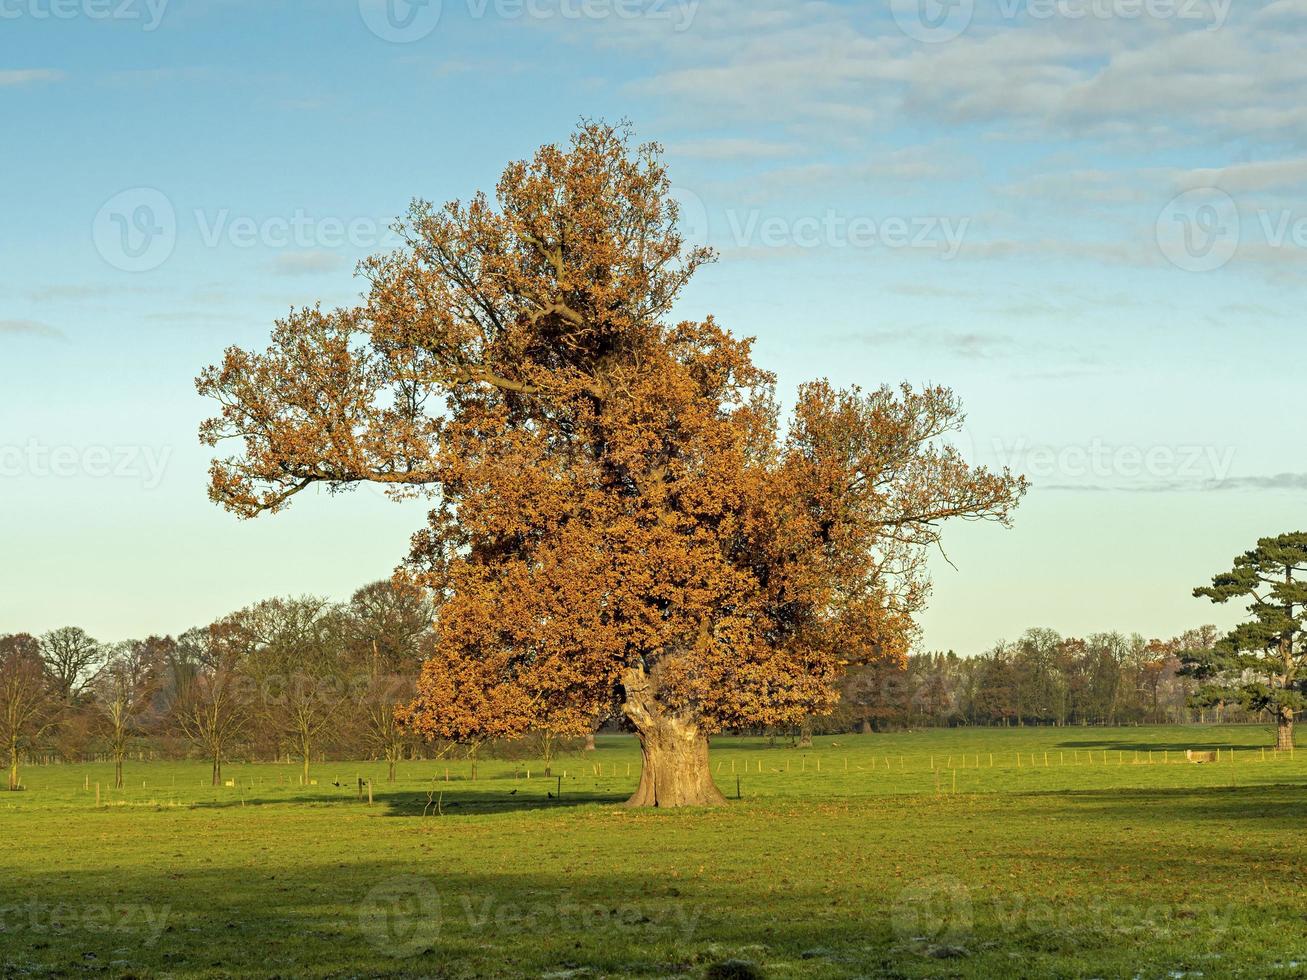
[1184,531,1307,750]
[197,122,1025,805]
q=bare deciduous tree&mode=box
[171,626,249,786]
[39,626,106,704]
[1,633,59,791]
[98,636,169,788]
[343,580,431,782]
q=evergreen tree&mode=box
[1184,532,1307,750]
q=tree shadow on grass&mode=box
[377,786,630,817]
[1054,737,1281,752]
[8,851,1289,979]
[182,785,630,817]
[0,859,905,979]
[1017,783,1307,827]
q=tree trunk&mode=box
[620,666,726,808]
[211,755,222,786]
[1277,708,1294,751]
[7,741,18,791]
[114,754,123,790]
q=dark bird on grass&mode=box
[509,789,517,795]
[547,791,555,799]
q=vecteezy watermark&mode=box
[0,0,169,30]
[358,0,442,42]
[1155,187,1240,273]
[724,210,970,258]
[998,0,1230,27]
[891,875,1233,953]
[192,210,398,252]
[1158,186,1307,273]
[92,187,403,273]
[359,877,442,958]
[0,900,171,946]
[93,188,177,274]
[676,182,968,256]
[465,0,698,30]
[668,186,711,252]
[0,440,172,490]
[892,875,974,947]
[990,437,1236,489]
[359,0,697,42]
[891,0,975,43]
[358,876,701,958]
[892,0,1229,42]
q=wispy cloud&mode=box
[0,69,65,87]
[1207,472,1307,492]
[620,0,1307,149]
[269,251,347,277]
[1044,473,1307,493]
[840,327,1020,360]
[666,138,803,160]
[0,319,66,340]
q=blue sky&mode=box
[2,0,1304,651]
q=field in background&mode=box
[3,725,1305,978]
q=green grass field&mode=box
[3,725,1305,978]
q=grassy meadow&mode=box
[2,725,1305,978]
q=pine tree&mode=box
[1184,532,1307,751]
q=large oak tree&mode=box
[198,123,1024,806]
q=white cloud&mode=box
[269,251,347,277]
[619,0,1307,148]
[666,138,803,160]
[0,69,65,86]
[1172,157,1307,194]
[0,319,65,340]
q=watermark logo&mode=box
[359,876,441,958]
[892,877,1234,955]
[0,0,170,30]
[1003,0,1230,28]
[92,189,404,273]
[891,0,975,43]
[892,0,1228,40]
[668,186,710,251]
[724,210,969,257]
[0,440,172,490]
[360,0,697,38]
[355,876,700,957]
[0,900,171,946]
[1156,187,1239,273]
[990,437,1237,489]
[675,188,970,257]
[93,188,176,273]
[359,0,442,42]
[892,875,974,945]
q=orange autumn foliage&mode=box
[198,122,1025,804]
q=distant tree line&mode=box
[3,590,1261,792]
[810,626,1257,734]
[0,580,590,791]
[6,579,1296,789]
